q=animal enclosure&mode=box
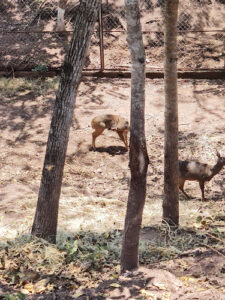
[0,1,225,298]
[0,0,225,73]
[0,77,224,240]
[0,76,225,299]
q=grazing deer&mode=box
[91,114,129,150]
[179,151,225,200]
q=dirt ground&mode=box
[0,77,225,299]
[1,1,225,299]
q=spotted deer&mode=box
[179,151,225,200]
[91,114,129,150]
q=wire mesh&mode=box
[0,0,100,72]
[103,0,225,71]
[0,0,224,73]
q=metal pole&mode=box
[98,0,105,71]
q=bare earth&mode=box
[0,77,225,299]
[1,0,225,298]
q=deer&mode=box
[179,151,225,200]
[91,114,129,151]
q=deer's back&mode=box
[179,160,211,181]
[91,114,129,131]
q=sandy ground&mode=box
[0,77,225,299]
[0,77,225,241]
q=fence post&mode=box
[224,34,225,69]
[98,0,104,71]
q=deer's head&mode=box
[216,150,225,166]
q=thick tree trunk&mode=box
[120,0,149,273]
[32,0,99,243]
[163,0,179,226]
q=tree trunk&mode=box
[163,0,179,226]
[120,0,149,273]
[57,0,68,31]
[32,0,99,243]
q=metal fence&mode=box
[0,0,224,73]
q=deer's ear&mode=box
[216,150,221,158]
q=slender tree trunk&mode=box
[32,0,99,243]
[163,0,179,226]
[57,0,68,31]
[120,0,149,272]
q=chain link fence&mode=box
[102,0,225,70]
[0,0,224,74]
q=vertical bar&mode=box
[98,0,105,71]
[224,34,225,69]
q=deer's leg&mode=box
[123,130,129,149]
[199,180,205,200]
[117,130,128,149]
[179,178,190,199]
[92,128,105,150]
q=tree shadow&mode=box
[0,87,55,147]
[0,217,224,299]
[178,131,199,152]
[0,75,103,148]
[2,0,225,72]
[192,80,225,122]
[0,1,73,72]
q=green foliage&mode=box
[32,63,49,72]
[60,231,121,271]
[3,293,25,300]
[138,225,221,264]
[57,225,225,269]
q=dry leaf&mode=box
[152,281,166,290]
[22,282,35,294]
[110,282,121,288]
[34,278,49,293]
[140,289,156,299]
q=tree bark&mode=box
[32,0,99,243]
[120,0,149,272]
[163,0,179,226]
[57,0,68,31]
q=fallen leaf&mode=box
[152,281,166,290]
[110,283,121,288]
[140,289,156,299]
[22,282,35,294]
[34,278,49,293]
[180,276,198,283]
[73,291,84,298]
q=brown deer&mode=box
[91,114,129,150]
[179,151,225,200]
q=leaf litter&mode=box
[0,224,224,299]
